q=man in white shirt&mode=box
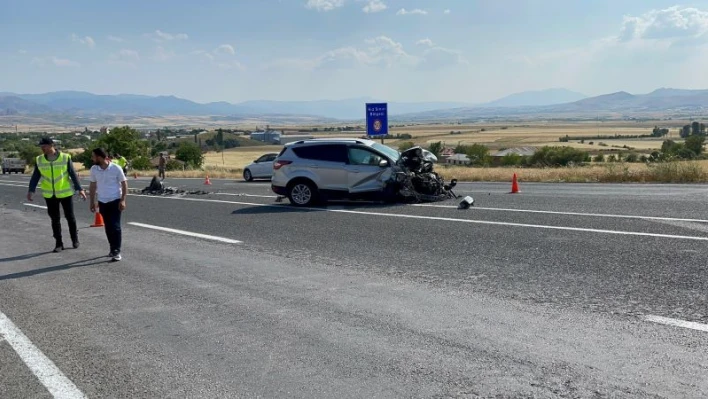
[89,148,128,261]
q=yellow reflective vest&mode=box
[35,152,74,198]
[114,156,127,168]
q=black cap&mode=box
[38,137,54,146]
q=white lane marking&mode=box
[0,310,87,399]
[214,192,277,198]
[128,222,242,244]
[412,203,708,224]
[644,315,708,333]
[23,203,48,209]
[129,195,708,241]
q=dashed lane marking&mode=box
[128,222,242,244]
[644,315,708,333]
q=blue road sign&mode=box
[366,103,388,137]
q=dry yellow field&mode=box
[203,146,280,168]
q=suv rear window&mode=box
[293,144,348,163]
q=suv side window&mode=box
[348,147,383,166]
[293,144,348,163]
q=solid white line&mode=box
[411,204,708,224]
[644,315,708,333]
[129,194,708,241]
[23,203,48,209]
[128,222,242,244]
[0,311,87,399]
[214,192,277,198]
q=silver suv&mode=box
[271,138,402,206]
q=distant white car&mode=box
[243,153,279,181]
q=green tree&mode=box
[18,144,42,165]
[216,129,224,146]
[692,121,701,136]
[652,126,669,137]
[685,134,705,155]
[464,144,490,166]
[681,125,691,138]
[427,141,443,158]
[175,141,204,168]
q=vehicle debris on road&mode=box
[134,176,210,196]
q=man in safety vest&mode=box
[114,153,128,175]
[27,138,87,252]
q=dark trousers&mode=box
[45,195,77,245]
[98,199,122,253]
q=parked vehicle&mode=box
[2,158,27,174]
[243,152,279,181]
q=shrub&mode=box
[130,156,152,170]
[624,153,639,163]
[529,146,589,167]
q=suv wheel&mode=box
[243,169,253,182]
[288,180,317,206]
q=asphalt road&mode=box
[1,174,707,398]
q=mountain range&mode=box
[1,88,708,122]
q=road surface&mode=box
[1,174,707,398]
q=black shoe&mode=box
[53,244,64,253]
[72,240,80,249]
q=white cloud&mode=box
[111,49,140,61]
[418,47,466,70]
[150,30,189,42]
[215,44,236,55]
[18,50,27,54]
[31,56,80,67]
[396,8,427,16]
[108,49,140,68]
[444,9,451,14]
[363,0,386,13]
[71,34,95,49]
[416,38,434,47]
[216,60,245,71]
[107,35,125,43]
[618,6,708,43]
[153,46,175,62]
[305,0,344,12]
[270,35,423,71]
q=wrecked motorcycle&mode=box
[384,146,459,203]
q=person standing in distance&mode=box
[27,137,87,252]
[158,153,166,181]
[88,148,128,261]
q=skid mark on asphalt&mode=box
[0,311,87,399]
[644,315,708,333]
[129,194,708,242]
[128,222,242,244]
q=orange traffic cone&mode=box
[91,210,104,227]
[204,175,212,185]
[510,173,519,194]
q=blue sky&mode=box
[3,0,708,103]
